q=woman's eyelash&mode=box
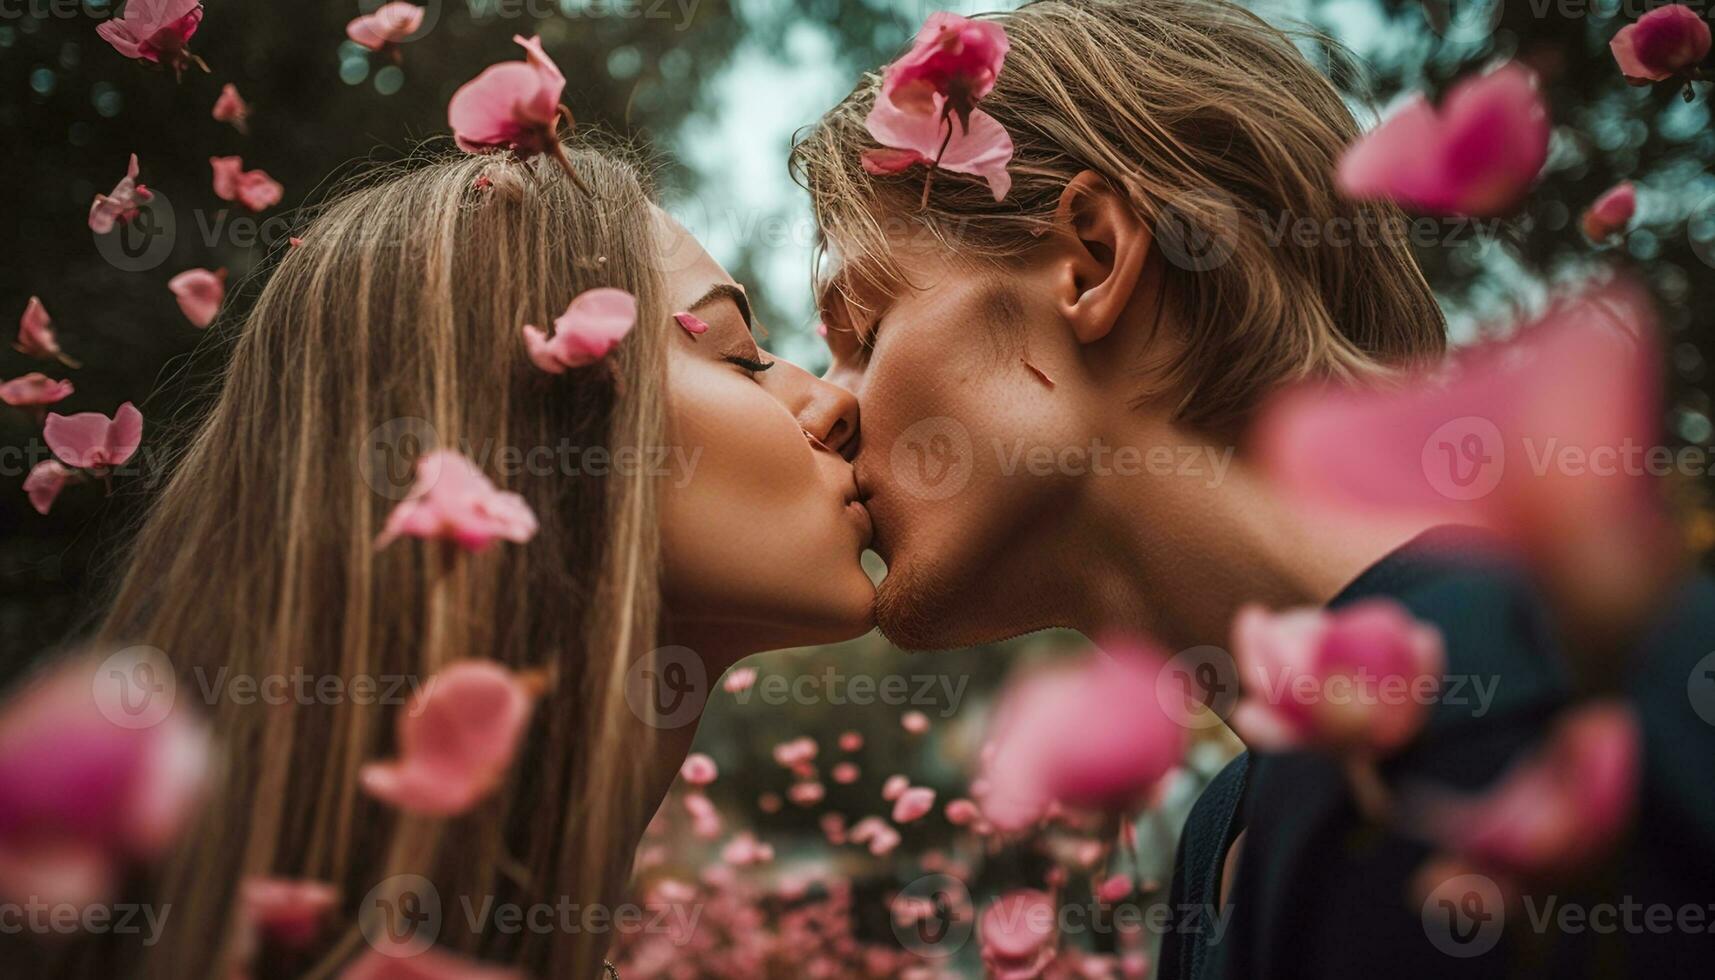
[724,354,775,374]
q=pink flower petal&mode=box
[680,752,718,787]
[359,661,540,816]
[979,889,1058,980]
[900,710,930,735]
[346,2,425,51]
[374,450,538,553]
[23,461,71,515]
[96,0,204,72]
[521,288,637,373]
[1420,701,1640,879]
[168,268,226,328]
[213,84,249,132]
[673,312,710,336]
[448,36,567,158]
[891,786,936,824]
[1338,63,1549,217]
[1610,5,1712,82]
[89,153,153,234]
[15,296,73,365]
[1230,600,1445,756]
[882,12,1010,120]
[1581,181,1637,243]
[1256,279,1670,630]
[240,877,339,950]
[0,656,209,907]
[1,373,74,408]
[44,402,143,471]
[865,93,1014,201]
[210,156,283,213]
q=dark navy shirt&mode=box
[1157,527,1715,980]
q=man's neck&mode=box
[1062,446,1428,650]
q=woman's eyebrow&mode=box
[687,283,752,329]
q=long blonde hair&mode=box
[791,0,1447,433]
[93,143,666,978]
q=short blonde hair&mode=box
[791,0,1447,432]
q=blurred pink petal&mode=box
[788,781,826,806]
[96,0,205,77]
[684,791,723,839]
[680,753,718,787]
[831,761,860,784]
[1,372,74,408]
[45,402,143,471]
[210,156,284,213]
[0,656,209,907]
[240,877,339,950]
[341,942,523,979]
[359,661,540,816]
[449,35,567,157]
[882,774,909,802]
[848,817,902,857]
[979,646,1186,831]
[89,153,153,234]
[838,730,863,752]
[721,832,774,866]
[865,92,1013,202]
[168,267,227,328]
[901,710,930,735]
[1095,874,1133,903]
[944,798,979,826]
[1582,181,1637,243]
[374,450,538,553]
[891,786,936,824]
[1256,279,1672,634]
[1611,5,1711,83]
[772,736,818,768]
[346,2,425,52]
[1418,701,1640,879]
[522,288,637,373]
[722,666,757,692]
[979,889,1058,980]
[1229,600,1444,756]
[881,12,1010,123]
[23,460,72,515]
[1338,63,1549,217]
[15,296,79,368]
[674,312,710,336]
[212,83,249,133]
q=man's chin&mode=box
[872,551,1003,652]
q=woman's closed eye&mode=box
[723,349,775,378]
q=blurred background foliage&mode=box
[1,0,1712,974]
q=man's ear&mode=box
[1050,171,1152,345]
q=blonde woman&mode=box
[71,143,874,979]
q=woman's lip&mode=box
[845,498,874,544]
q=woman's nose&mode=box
[774,360,861,459]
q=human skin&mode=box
[819,173,1424,653]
